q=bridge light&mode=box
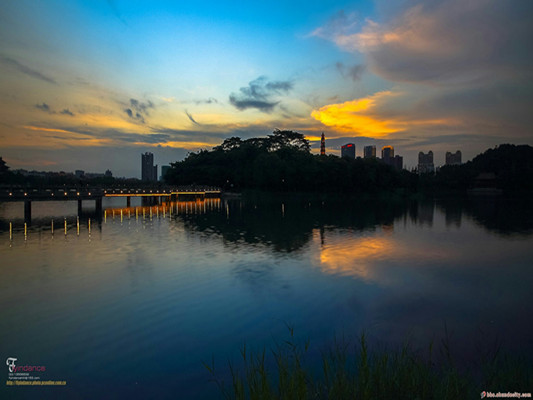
[9,192,12,196]
[77,192,80,196]
[64,192,67,196]
[24,192,27,196]
[88,192,91,196]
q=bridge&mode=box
[0,186,221,223]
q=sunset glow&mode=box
[0,0,531,176]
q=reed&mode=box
[204,327,532,400]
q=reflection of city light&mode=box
[104,198,222,217]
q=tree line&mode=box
[165,129,415,192]
[166,132,533,193]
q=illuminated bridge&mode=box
[0,186,221,222]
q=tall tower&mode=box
[320,133,325,156]
[142,152,155,181]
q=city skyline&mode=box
[1,0,532,177]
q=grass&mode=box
[204,325,532,400]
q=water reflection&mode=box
[1,194,532,398]
[176,195,533,254]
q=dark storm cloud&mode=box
[0,55,57,84]
[229,76,293,112]
[336,62,365,81]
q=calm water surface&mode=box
[1,194,532,399]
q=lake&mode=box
[1,193,532,399]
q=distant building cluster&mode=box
[12,169,112,178]
[317,134,405,169]
[328,133,462,173]
[75,169,113,179]
[141,152,170,182]
[335,138,403,170]
[417,150,462,174]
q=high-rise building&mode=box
[160,165,170,181]
[141,152,157,181]
[320,133,325,156]
[341,143,355,159]
[393,155,403,170]
[445,151,462,166]
[364,145,376,159]
[381,145,394,161]
[418,151,435,174]
[381,146,403,169]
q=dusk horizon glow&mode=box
[1,0,532,177]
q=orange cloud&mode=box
[311,91,402,136]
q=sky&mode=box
[1,0,532,177]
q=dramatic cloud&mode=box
[336,62,365,81]
[311,91,453,137]
[0,55,57,84]
[229,76,293,112]
[124,98,154,124]
[312,91,401,137]
[309,0,533,157]
[318,1,533,86]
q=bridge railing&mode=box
[0,185,222,200]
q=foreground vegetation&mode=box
[205,327,532,400]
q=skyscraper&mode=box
[160,165,170,181]
[381,145,394,160]
[418,151,435,174]
[364,145,376,159]
[141,152,157,181]
[341,143,355,159]
[320,133,325,156]
[445,151,462,166]
[380,146,403,169]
